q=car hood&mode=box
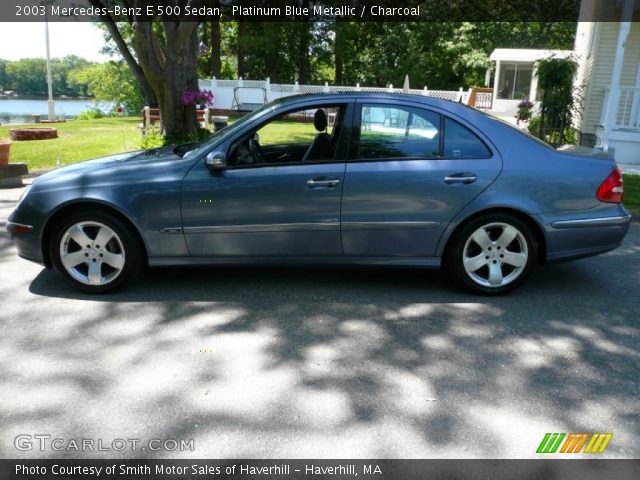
[32,146,185,187]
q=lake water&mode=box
[0,98,109,125]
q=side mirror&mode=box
[205,151,227,171]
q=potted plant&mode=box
[0,140,11,165]
[515,97,535,125]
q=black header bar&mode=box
[2,0,624,22]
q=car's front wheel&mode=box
[50,209,143,293]
[445,213,538,295]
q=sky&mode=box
[0,22,111,62]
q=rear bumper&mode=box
[539,210,631,263]
[549,214,631,229]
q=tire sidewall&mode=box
[446,213,538,295]
[50,210,142,293]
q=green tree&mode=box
[71,61,143,114]
[53,55,93,96]
[0,59,7,91]
[5,58,48,96]
[95,20,158,108]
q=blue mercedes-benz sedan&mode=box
[6,93,631,294]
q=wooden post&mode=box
[143,106,151,129]
[467,87,477,107]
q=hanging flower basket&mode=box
[180,89,215,107]
[0,141,11,165]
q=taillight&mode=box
[596,166,624,203]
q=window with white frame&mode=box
[497,62,533,100]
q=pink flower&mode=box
[180,90,215,107]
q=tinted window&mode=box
[358,105,440,159]
[257,107,339,147]
[443,118,491,158]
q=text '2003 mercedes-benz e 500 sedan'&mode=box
[7,93,631,294]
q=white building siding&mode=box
[574,22,597,133]
[579,21,640,138]
[620,23,640,86]
[582,22,619,136]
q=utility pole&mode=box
[44,11,55,121]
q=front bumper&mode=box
[6,217,45,266]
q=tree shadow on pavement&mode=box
[0,231,638,459]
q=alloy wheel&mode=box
[462,222,528,288]
[59,221,126,286]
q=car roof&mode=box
[275,91,450,104]
[271,91,480,117]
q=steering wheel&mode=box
[248,136,264,164]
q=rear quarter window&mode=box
[444,117,491,158]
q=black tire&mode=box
[444,213,538,295]
[50,208,143,293]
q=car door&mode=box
[341,100,502,257]
[180,102,352,257]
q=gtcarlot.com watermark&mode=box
[15,434,195,452]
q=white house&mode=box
[574,0,640,164]
[488,48,574,117]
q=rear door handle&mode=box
[306,178,341,188]
[444,173,477,184]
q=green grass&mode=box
[257,119,331,146]
[623,174,640,214]
[0,118,142,171]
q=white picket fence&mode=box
[198,77,469,111]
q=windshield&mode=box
[182,103,276,158]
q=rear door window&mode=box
[358,105,440,159]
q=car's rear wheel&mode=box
[445,213,538,295]
[50,210,142,293]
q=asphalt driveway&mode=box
[0,184,638,459]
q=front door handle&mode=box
[306,177,341,188]
[444,173,477,184]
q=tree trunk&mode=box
[210,19,221,77]
[265,23,280,81]
[161,31,199,137]
[297,2,311,83]
[334,22,344,85]
[132,20,199,137]
[237,21,246,78]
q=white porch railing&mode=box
[199,77,472,111]
[600,86,640,130]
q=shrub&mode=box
[139,125,165,150]
[535,56,579,145]
[528,115,577,146]
[139,125,211,150]
[76,108,105,120]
